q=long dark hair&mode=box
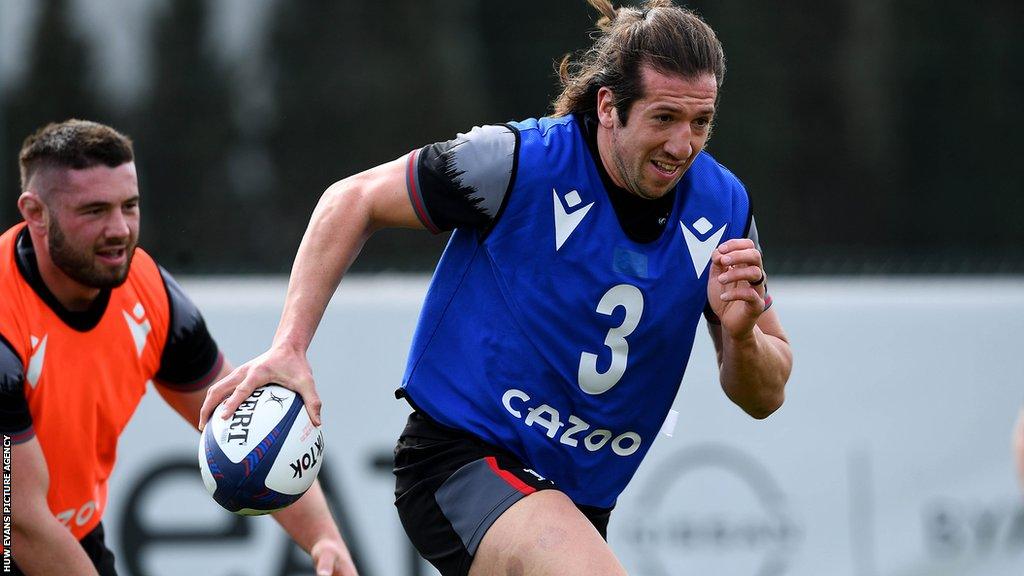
[553,0,725,124]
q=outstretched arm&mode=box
[706,238,792,418]
[198,154,422,429]
[271,482,356,576]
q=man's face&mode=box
[599,66,718,200]
[43,163,140,289]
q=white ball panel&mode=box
[207,385,297,463]
[264,405,323,495]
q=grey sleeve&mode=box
[746,215,763,254]
[407,124,518,232]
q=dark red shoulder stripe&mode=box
[406,149,441,234]
[154,351,224,392]
[10,427,35,444]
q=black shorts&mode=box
[11,521,118,575]
[393,410,612,576]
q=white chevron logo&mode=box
[553,188,594,251]
[123,302,151,357]
[27,334,47,389]
[680,217,727,278]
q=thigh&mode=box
[394,411,558,576]
[468,490,627,576]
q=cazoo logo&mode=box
[622,443,802,576]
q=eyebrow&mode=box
[649,105,716,117]
[74,196,139,210]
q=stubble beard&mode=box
[612,137,673,201]
[48,218,134,289]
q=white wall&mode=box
[103,276,1024,576]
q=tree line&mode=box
[2,0,1021,274]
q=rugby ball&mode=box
[199,384,324,515]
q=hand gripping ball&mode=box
[199,384,324,515]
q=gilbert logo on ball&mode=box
[199,384,324,515]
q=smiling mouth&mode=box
[96,247,127,263]
[651,159,681,176]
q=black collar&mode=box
[15,228,111,332]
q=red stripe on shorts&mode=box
[485,456,536,495]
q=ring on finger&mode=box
[750,268,766,286]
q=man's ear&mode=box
[596,86,618,128]
[18,192,49,234]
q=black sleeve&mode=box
[406,124,518,233]
[154,267,224,391]
[0,336,32,441]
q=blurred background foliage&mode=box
[1,0,1021,274]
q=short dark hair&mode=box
[553,0,725,124]
[19,119,134,192]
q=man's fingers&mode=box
[716,238,755,254]
[199,391,217,431]
[717,248,763,268]
[315,551,334,576]
[312,541,358,576]
[199,369,243,430]
[719,287,764,306]
[305,390,324,427]
[219,371,263,420]
[717,265,763,286]
[198,399,213,431]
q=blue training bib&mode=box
[401,115,751,508]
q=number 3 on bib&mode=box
[578,284,644,395]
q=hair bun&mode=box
[589,0,618,29]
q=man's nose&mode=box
[105,210,131,239]
[665,126,693,161]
